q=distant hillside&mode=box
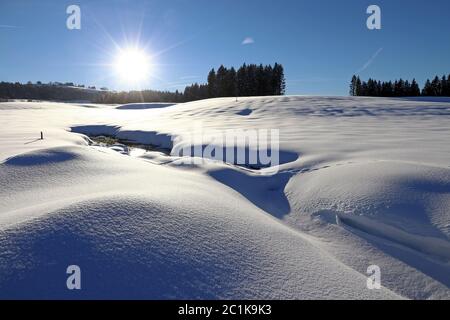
[0,82,106,102]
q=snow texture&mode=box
[0,96,449,299]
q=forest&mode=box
[350,74,450,97]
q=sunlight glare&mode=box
[114,48,151,84]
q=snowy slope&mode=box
[0,96,449,299]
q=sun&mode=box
[113,48,151,84]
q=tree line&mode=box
[96,89,185,104]
[350,74,450,97]
[0,63,286,103]
[183,63,286,101]
[0,81,187,103]
[0,81,107,102]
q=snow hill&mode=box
[0,96,449,299]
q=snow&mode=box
[0,96,449,299]
[115,102,176,110]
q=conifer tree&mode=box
[207,69,217,98]
[440,75,448,96]
[350,75,357,96]
[237,64,247,97]
[431,76,441,96]
[411,79,420,96]
[422,79,432,96]
[216,65,228,97]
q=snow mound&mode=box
[0,146,400,299]
[4,148,80,166]
[0,196,397,299]
[285,160,450,294]
[287,161,450,246]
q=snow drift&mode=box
[0,96,449,299]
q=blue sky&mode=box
[1,0,449,95]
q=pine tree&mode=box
[216,65,228,97]
[366,78,375,96]
[226,67,237,97]
[404,80,411,96]
[237,64,247,97]
[272,63,285,95]
[350,75,357,96]
[360,81,368,96]
[395,79,405,97]
[380,81,388,96]
[264,65,274,95]
[440,75,447,97]
[246,64,257,96]
[207,69,217,98]
[279,65,286,95]
[376,81,382,96]
[422,79,432,96]
[411,79,420,96]
[431,76,441,96]
[256,64,265,96]
[355,76,362,96]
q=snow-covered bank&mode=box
[0,96,449,299]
